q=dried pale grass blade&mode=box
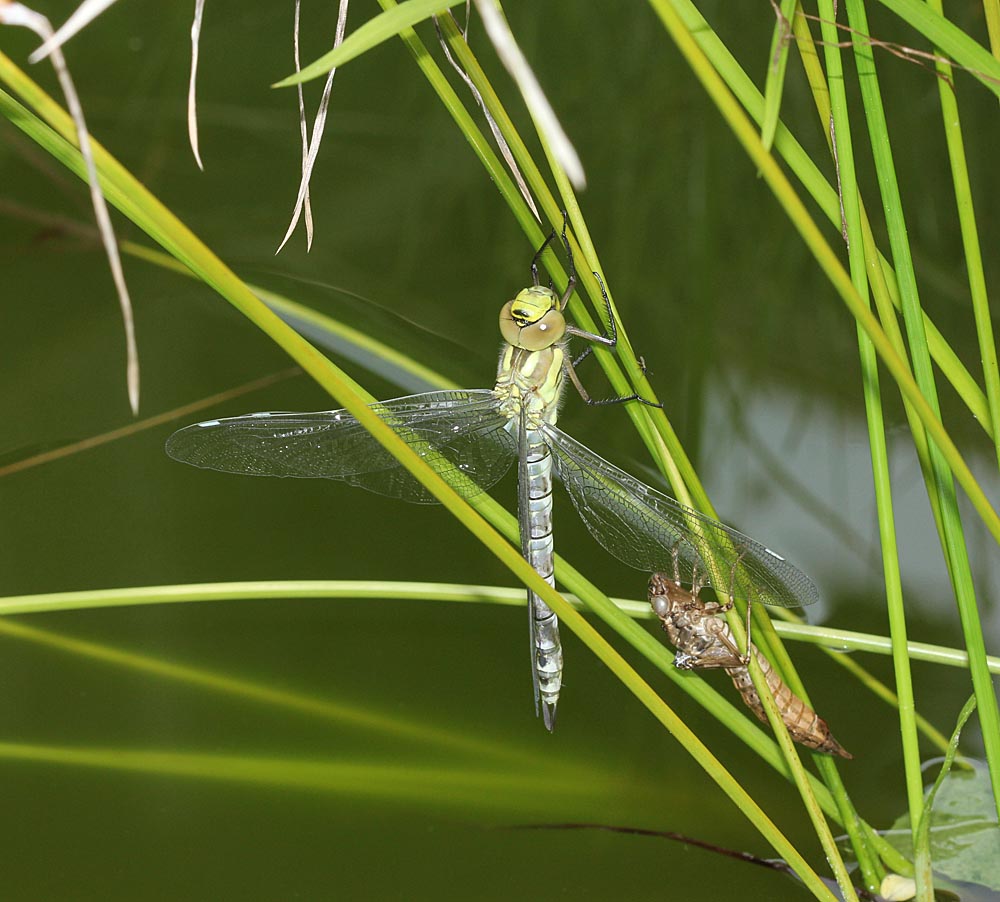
[188,0,206,170]
[3,2,140,414]
[277,0,349,254]
[471,0,585,189]
[26,0,118,63]
[434,13,539,221]
[293,0,314,247]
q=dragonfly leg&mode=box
[563,273,663,409]
[671,543,682,586]
[557,213,577,309]
[704,617,746,664]
[689,561,705,602]
[530,226,558,289]
[562,354,663,409]
[565,272,617,353]
[530,212,576,308]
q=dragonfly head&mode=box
[499,286,566,351]
[648,572,689,617]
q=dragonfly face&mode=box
[649,572,701,622]
[499,286,567,351]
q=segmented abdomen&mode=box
[525,431,562,722]
[726,651,852,759]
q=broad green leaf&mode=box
[888,760,1000,890]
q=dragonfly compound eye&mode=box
[499,287,566,351]
[650,594,671,618]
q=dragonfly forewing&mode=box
[543,424,818,608]
[165,390,517,503]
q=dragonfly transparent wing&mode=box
[543,424,818,607]
[166,389,517,504]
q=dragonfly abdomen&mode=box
[726,651,852,758]
[524,432,562,725]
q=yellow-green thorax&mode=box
[495,286,567,428]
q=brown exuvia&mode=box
[648,570,851,759]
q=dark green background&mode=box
[1,2,997,898]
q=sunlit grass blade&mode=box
[5,580,998,676]
[0,615,553,767]
[987,0,1000,61]
[0,742,619,816]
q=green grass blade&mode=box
[674,0,992,439]
[845,0,1000,822]
[7,580,998,678]
[760,0,798,150]
[813,3,920,889]
[0,615,545,766]
[0,68,836,887]
[921,1,1000,471]
[430,15,679,491]
[0,742,613,815]
[642,2,1000,548]
[773,620,1000,675]
[987,0,1000,61]
[430,24,817,775]
[272,0,466,87]
[878,0,1000,97]
[913,695,978,893]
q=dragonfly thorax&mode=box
[499,286,566,351]
[494,343,565,429]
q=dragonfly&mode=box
[649,552,850,758]
[165,223,816,730]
